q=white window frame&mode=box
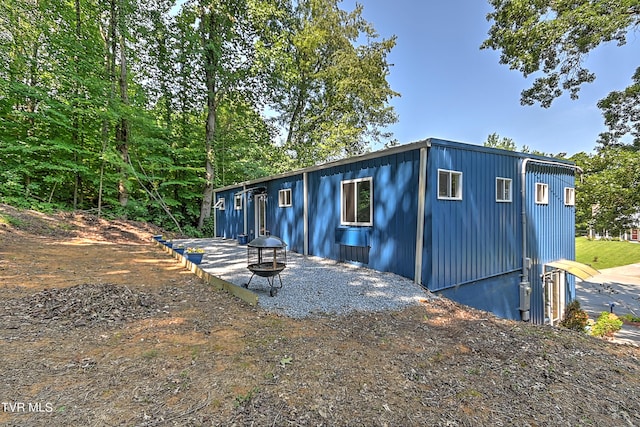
[340,177,373,226]
[278,188,292,207]
[496,177,512,203]
[213,197,225,210]
[234,194,243,210]
[438,169,463,200]
[535,183,549,205]
[564,187,575,206]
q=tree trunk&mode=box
[116,3,129,208]
[98,0,118,218]
[72,0,81,210]
[198,9,217,230]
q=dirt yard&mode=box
[0,204,639,426]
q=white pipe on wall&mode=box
[414,147,428,285]
[303,172,309,256]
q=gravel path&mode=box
[173,238,433,318]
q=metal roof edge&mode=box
[214,139,431,192]
[213,138,578,194]
[427,137,576,166]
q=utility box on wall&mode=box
[519,281,532,321]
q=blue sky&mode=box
[343,0,639,156]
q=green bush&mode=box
[559,300,589,332]
[589,312,623,338]
[620,313,640,323]
[200,217,216,238]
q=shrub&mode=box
[559,300,589,332]
[200,217,216,238]
[620,313,640,323]
[589,312,623,338]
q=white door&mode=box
[544,270,566,326]
[255,194,267,237]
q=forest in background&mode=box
[2,0,639,237]
[0,0,398,234]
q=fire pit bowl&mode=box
[243,235,287,297]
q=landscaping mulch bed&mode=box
[0,204,639,425]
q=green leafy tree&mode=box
[272,0,399,167]
[0,0,114,210]
[572,147,640,236]
[177,0,279,229]
[214,98,292,187]
[597,67,640,148]
[483,132,554,157]
[484,132,517,151]
[0,0,397,233]
[482,0,640,146]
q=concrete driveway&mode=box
[576,263,640,346]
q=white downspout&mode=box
[519,158,532,321]
[243,185,247,235]
[414,147,428,284]
[303,172,309,256]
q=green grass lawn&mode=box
[575,237,640,269]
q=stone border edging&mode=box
[153,239,259,306]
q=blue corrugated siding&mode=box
[265,176,305,253]
[525,163,576,324]
[424,144,521,293]
[215,177,304,251]
[307,150,420,279]
[214,188,244,239]
[438,270,522,320]
[422,142,575,322]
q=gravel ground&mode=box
[173,238,433,318]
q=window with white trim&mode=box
[438,169,462,200]
[278,189,292,207]
[213,197,225,210]
[535,183,548,205]
[564,187,575,206]
[341,177,373,226]
[234,194,242,210]
[496,177,512,202]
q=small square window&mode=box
[438,169,462,200]
[564,187,575,206]
[214,197,225,210]
[278,189,292,207]
[535,183,548,205]
[496,177,512,202]
[234,194,242,210]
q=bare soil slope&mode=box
[0,204,638,426]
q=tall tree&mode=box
[270,0,398,167]
[114,0,134,207]
[183,0,273,229]
[482,0,640,146]
[597,67,640,149]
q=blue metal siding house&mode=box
[213,138,581,325]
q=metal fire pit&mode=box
[243,235,287,297]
